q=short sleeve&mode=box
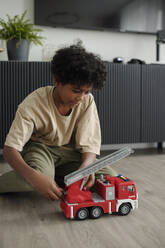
[4,108,34,151]
[75,95,101,155]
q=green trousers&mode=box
[0,141,117,193]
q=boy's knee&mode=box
[29,161,55,179]
[21,142,55,178]
[95,166,118,178]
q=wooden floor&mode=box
[0,148,165,248]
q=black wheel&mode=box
[119,203,131,216]
[76,208,89,220]
[90,206,103,219]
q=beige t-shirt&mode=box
[5,86,101,154]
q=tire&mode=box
[90,206,103,219]
[76,208,89,220]
[119,203,131,216]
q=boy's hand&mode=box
[29,170,63,200]
[79,152,96,190]
[81,173,95,190]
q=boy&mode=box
[1,43,116,200]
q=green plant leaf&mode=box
[0,10,44,45]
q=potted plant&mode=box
[0,10,43,61]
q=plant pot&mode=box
[7,39,30,61]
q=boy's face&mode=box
[55,82,93,107]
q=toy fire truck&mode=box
[60,147,138,220]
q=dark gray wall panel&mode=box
[141,65,165,142]
[0,61,52,148]
[2,61,165,148]
[93,63,141,144]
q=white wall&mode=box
[1,0,165,63]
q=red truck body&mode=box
[60,174,138,220]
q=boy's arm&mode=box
[75,95,101,156]
[78,152,96,189]
[3,146,63,200]
[79,152,96,168]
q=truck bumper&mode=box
[60,199,75,219]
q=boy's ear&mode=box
[53,77,60,87]
[55,81,61,87]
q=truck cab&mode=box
[96,174,138,215]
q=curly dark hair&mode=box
[51,43,106,89]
